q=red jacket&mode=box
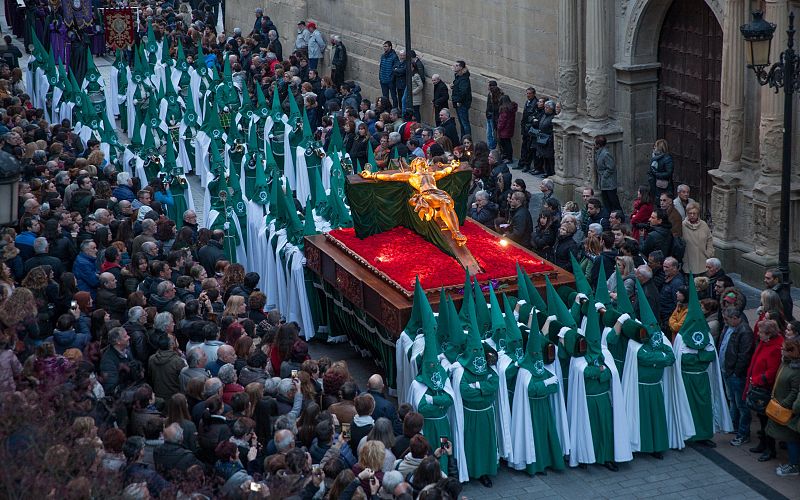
[630,199,653,242]
[746,335,784,392]
[497,102,518,139]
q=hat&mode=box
[488,80,498,87]
[307,21,317,30]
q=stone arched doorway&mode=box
[655,0,722,215]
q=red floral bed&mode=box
[326,220,554,293]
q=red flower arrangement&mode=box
[327,220,553,293]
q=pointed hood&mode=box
[570,254,593,298]
[595,261,611,306]
[163,133,179,174]
[487,283,506,348]
[175,40,188,72]
[251,153,270,205]
[678,274,710,349]
[309,164,328,212]
[584,296,603,360]
[403,277,425,338]
[502,294,524,362]
[521,267,547,313]
[183,84,199,127]
[457,269,474,328]
[301,105,313,142]
[145,20,158,56]
[303,198,317,237]
[270,84,283,122]
[436,288,451,348]
[545,276,576,329]
[142,123,157,154]
[264,134,279,174]
[328,117,343,153]
[288,92,301,123]
[458,291,489,376]
[239,81,255,123]
[84,47,101,86]
[472,279,490,338]
[194,43,208,76]
[202,100,225,139]
[615,268,635,315]
[442,296,466,363]
[223,54,233,83]
[415,289,448,391]
[518,297,550,377]
[366,139,377,172]
[256,83,270,119]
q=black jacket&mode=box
[441,118,460,148]
[531,224,557,259]
[722,321,754,378]
[24,253,64,279]
[125,321,150,365]
[153,442,204,477]
[642,224,673,259]
[368,389,402,435]
[451,71,472,108]
[349,136,374,168]
[469,202,498,227]
[432,81,449,109]
[589,249,618,289]
[97,286,128,321]
[553,233,579,272]
[635,279,661,322]
[507,205,533,248]
[332,43,347,70]
[198,240,225,275]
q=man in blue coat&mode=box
[379,41,400,108]
[366,374,402,435]
[74,239,100,299]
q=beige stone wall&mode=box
[229,0,559,149]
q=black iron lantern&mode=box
[0,150,21,226]
[740,11,776,70]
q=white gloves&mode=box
[617,313,631,325]
[575,293,588,304]
[425,395,433,404]
[544,376,558,386]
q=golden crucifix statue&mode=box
[359,157,467,245]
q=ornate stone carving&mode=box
[585,72,609,120]
[583,141,596,184]
[752,202,779,256]
[380,298,401,334]
[719,106,744,168]
[710,186,731,238]
[759,117,784,176]
[558,66,579,111]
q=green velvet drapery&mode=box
[344,169,472,258]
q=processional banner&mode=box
[104,8,135,49]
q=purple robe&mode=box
[49,20,69,66]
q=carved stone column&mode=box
[709,0,745,243]
[753,0,788,257]
[584,0,609,121]
[557,0,579,116]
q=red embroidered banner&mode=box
[104,8,135,50]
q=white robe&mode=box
[448,363,477,483]
[488,348,514,462]
[408,378,465,479]
[566,353,633,466]
[508,356,571,470]
[672,334,732,434]
[294,146,312,208]
[621,339,696,452]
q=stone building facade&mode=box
[231,0,797,285]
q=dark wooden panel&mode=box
[657,0,722,218]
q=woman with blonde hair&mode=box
[223,295,247,321]
[220,263,245,298]
[352,440,386,490]
[0,287,39,352]
[608,255,636,305]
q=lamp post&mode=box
[0,150,21,226]
[404,0,412,114]
[740,10,793,292]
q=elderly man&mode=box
[658,256,685,328]
[209,344,236,377]
[367,374,402,434]
[673,184,695,219]
[94,208,113,228]
[530,178,559,222]
[74,240,99,298]
[501,191,533,248]
[150,280,180,313]
[24,236,63,278]
[97,272,128,321]
[148,335,185,400]
[131,219,157,260]
[100,327,130,393]
[469,190,499,227]
[113,172,136,202]
[330,35,347,87]
[124,306,150,364]
[267,30,282,61]
[432,74,449,126]
[276,377,304,419]
[634,265,661,321]
[658,192,683,238]
[180,348,209,392]
[764,268,794,321]
[438,108,460,147]
[705,258,726,300]
[117,199,134,220]
[154,423,203,477]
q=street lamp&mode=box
[0,150,21,226]
[740,11,794,294]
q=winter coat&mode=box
[432,80,449,109]
[682,218,713,274]
[349,136,374,168]
[536,112,555,159]
[630,199,653,242]
[112,184,136,202]
[766,359,800,441]
[379,50,399,84]
[24,253,64,280]
[411,73,424,106]
[46,328,90,355]
[506,205,533,249]
[746,335,784,392]
[451,71,472,108]
[659,273,685,323]
[393,59,408,90]
[497,102,518,139]
[441,118,460,148]
[648,152,674,197]
[594,146,617,190]
[531,224,557,261]
[129,408,165,437]
[97,287,128,321]
[153,442,203,477]
[148,349,186,400]
[73,252,99,298]
[469,201,498,227]
[641,224,673,259]
[198,240,225,275]
[553,233,579,272]
[100,346,131,393]
[722,321,754,378]
[0,349,22,393]
[665,205,683,238]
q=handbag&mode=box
[536,132,550,146]
[745,385,771,413]
[765,366,793,425]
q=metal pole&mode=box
[780,12,795,289]
[404,0,412,114]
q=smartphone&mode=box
[291,369,298,378]
[70,300,78,310]
[250,482,262,492]
[312,464,320,472]
[341,422,351,440]
[440,437,448,447]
